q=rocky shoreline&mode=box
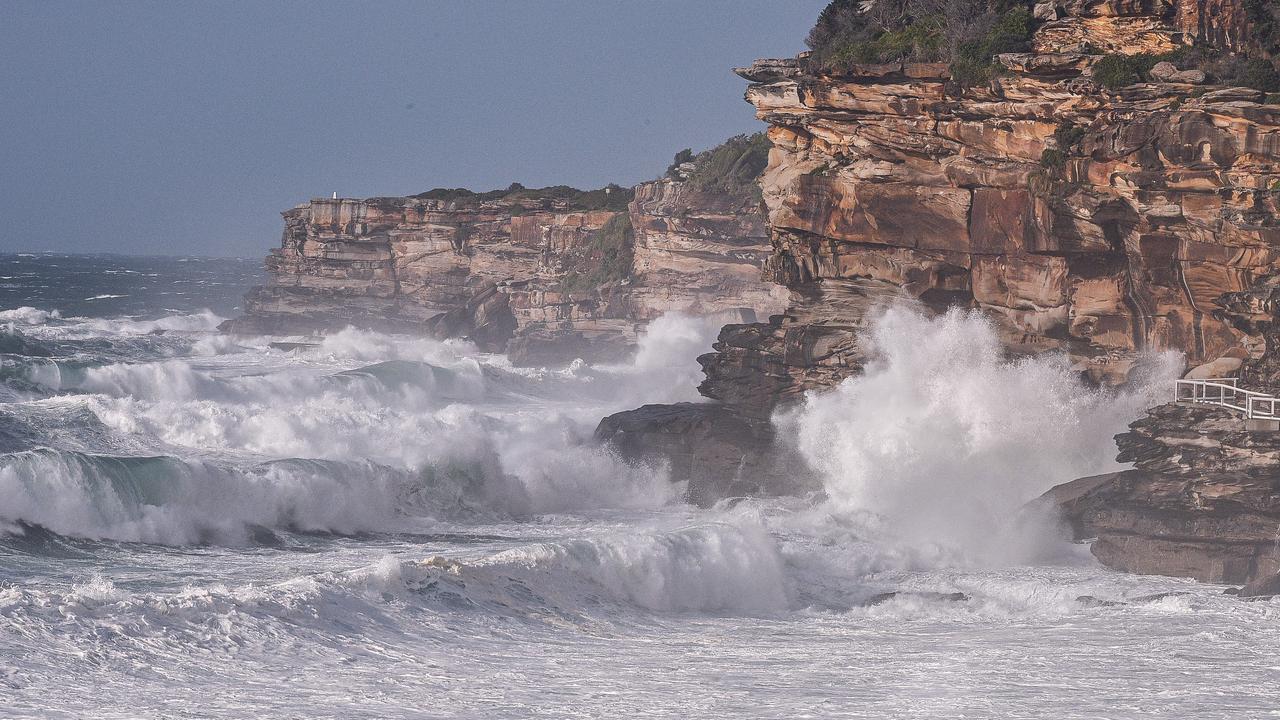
[225,0,1280,588]
[1042,401,1280,590]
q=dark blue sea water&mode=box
[0,252,262,320]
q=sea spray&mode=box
[0,311,736,544]
[778,304,1180,566]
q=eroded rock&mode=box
[707,1,1280,414]
[226,165,788,365]
[1041,403,1280,585]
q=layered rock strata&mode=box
[1044,402,1280,585]
[628,171,788,323]
[227,170,788,364]
[603,0,1280,505]
[714,31,1280,412]
[223,191,631,357]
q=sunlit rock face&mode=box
[703,0,1280,415]
[224,194,633,362]
[628,177,788,324]
[226,174,787,364]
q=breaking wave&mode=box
[780,305,1181,566]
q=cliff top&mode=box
[775,0,1279,97]
[405,183,633,213]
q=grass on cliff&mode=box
[414,183,633,212]
[559,213,635,293]
[665,133,770,204]
[1040,121,1088,170]
[805,0,1035,87]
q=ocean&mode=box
[1,253,1278,719]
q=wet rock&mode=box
[864,591,971,607]
[594,402,816,507]
[1075,595,1125,608]
[1240,572,1280,598]
[1042,403,1280,585]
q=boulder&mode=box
[594,402,816,506]
[1149,61,1206,84]
[1240,572,1280,598]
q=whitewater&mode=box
[1,254,1279,719]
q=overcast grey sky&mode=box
[0,0,825,257]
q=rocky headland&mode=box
[224,136,787,365]
[602,0,1280,537]
[1043,402,1280,586]
[228,0,1280,583]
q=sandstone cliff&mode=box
[226,187,632,358]
[701,0,1280,416]
[601,0,1280,507]
[226,140,788,365]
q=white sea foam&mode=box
[0,307,60,325]
[780,305,1180,566]
[5,294,1280,719]
[0,450,413,544]
[0,314,731,543]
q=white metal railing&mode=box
[1248,395,1280,421]
[1175,378,1280,420]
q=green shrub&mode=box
[414,183,633,212]
[805,0,1035,83]
[1053,123,1086,149]
[1246,0,1280,57]
[1240,59,1280,92]
[1040,148,1067,170]
[949,8,1037,89]
[1088,49,1182,90]
[559,213,635,292]
[678,132,771,204]
[1092,43,1280,94]
[1092,53,1156,90]
[1265,93,1280,105]
[666,148,695,177]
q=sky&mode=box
[0,0,827,258]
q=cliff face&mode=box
[228,193,628,356]
[698,0,1280,415]
[599,0,1280,505]
[628,174,789,323]
[227,164,787,364]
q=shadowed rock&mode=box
[594,402,816,507]
[1040,403,1280,585]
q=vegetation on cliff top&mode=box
[665,132,770,204]
[559,213,634,293]
[804,0,1035,86]
[1092,47,1280,92]
[414,183,633,212]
